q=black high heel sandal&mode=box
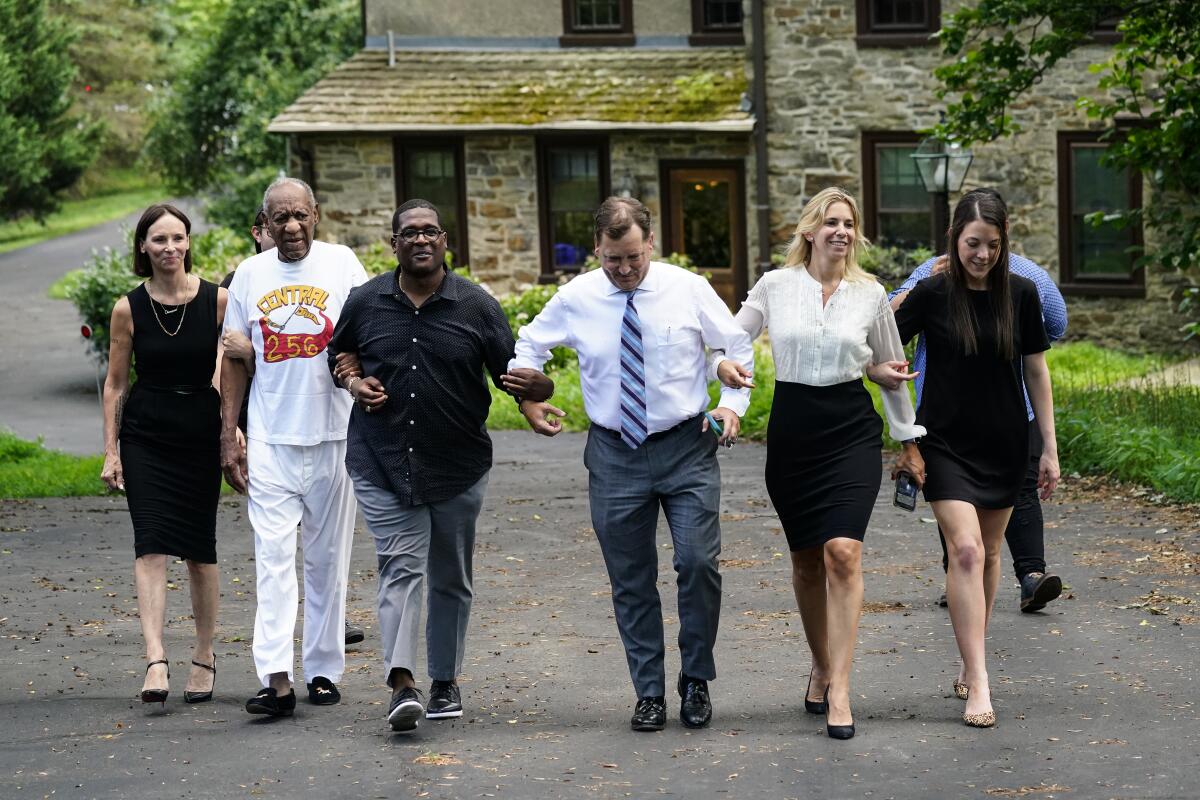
[184,659,216,704]
[141,659,170,706]
[825,685,855,740]
[804,674,828,715]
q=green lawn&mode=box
[0,432,105,499]
[0,171,167,255]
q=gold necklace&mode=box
[146,277,193,337]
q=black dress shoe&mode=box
[306,676,341,705]
[345,623,365,645]
[804,674,827,715]
[677,673,712,729]
[1020,572,1063,613]
[245,687,296,717]
[630,696,666,731]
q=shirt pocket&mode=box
[654,325,701,381]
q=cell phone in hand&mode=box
[704,411,723,437]
[893,472,918,511]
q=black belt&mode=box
[593,412,704,444]
[136,383,213,395]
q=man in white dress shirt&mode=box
[507,197,753,732]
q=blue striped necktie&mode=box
[619,290,649,449]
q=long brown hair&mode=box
[944,189,1013,360]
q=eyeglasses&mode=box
[393,227,446,244]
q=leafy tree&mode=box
[932,0,1200,337]
[49,0,165,176]
[143,0,359,229]
[0,0,102,220]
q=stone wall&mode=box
[463,136,541,290]
[1065,275,1198,354]
[293,135,396,249]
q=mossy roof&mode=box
[268,48,752,133]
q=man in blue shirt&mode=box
[885,188,1068,613]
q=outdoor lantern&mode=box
[911,137,974,246]
[911,138,974,194]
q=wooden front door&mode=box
[660,161,747,309]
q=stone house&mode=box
[269,0,1192,348]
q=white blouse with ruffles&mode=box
[717,266,926,442]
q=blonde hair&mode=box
[782,187,874,283]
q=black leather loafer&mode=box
[306,676,341,705]
[630,696,666,731]
[677,672,712,729]
[245,687,296,717]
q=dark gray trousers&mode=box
[584,416,723,699]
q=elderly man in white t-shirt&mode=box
[221,177,368,717]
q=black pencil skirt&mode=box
[119,384,221,564]
[765,380,883,551]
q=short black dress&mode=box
[894,273,1049,508]
[119,280,222,563]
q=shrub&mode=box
[498,283,576,373]
[859,245,935,291]
[70,237,141,361]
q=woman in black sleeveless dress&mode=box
[893,191,1059,728]
[101,204,228,706]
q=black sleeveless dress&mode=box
[119,280,222,563]
[894,273,1050,508]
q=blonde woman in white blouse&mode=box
[714,187,924,740]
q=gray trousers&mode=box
[584,416,723,699]
[350,471,488,684]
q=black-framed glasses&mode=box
[393,227,446,244]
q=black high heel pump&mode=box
[825,685,855,740]
[141,659,170,706]
[804,674,828,715]
[184,659,216,704]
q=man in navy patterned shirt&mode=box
[882,188,1069,613]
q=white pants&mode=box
[247,438,356,687]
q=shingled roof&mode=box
[268,47,752,133]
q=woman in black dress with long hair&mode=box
[101,204,228,706]
[893,191,1059,727]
